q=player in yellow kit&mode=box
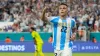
[29,27,44,56]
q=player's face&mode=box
[59,5,68,17]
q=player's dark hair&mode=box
[60,3,68,7]
[6,37,10,38]
[50,35,53,37]
[30,27,36,31]
[22,35,24,37]
[93,37,95,38]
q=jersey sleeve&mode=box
[71,19,76,28]
[47,16,58,23]
[70,19,76,37]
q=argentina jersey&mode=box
[48,16,76,50]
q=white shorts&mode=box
[54,44,72,56]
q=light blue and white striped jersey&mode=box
[48,16,76,50]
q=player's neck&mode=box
[60,15,68,19]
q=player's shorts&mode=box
[54,43,72,56]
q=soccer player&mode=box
[41,3,76,56]
[29,27,44,56]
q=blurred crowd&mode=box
[0,0,100,34]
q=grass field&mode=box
[0,53,100,56]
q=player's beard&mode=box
[59,12,68,19]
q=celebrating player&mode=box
[41,3,76,56]
[29,27,44,56]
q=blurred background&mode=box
[0,0,100,41]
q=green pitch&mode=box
[0,53,100,56]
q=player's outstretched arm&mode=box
[41,7,48,22]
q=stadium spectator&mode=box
[48,35,53,43]
[0,0,100,42]
[78,23,86,41]
[20,36,25,42]
[91,15,99,32]
[92,37,97,43]
[5,36,12,43]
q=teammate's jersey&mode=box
[31,31,43,44]
[48,16,76,50]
